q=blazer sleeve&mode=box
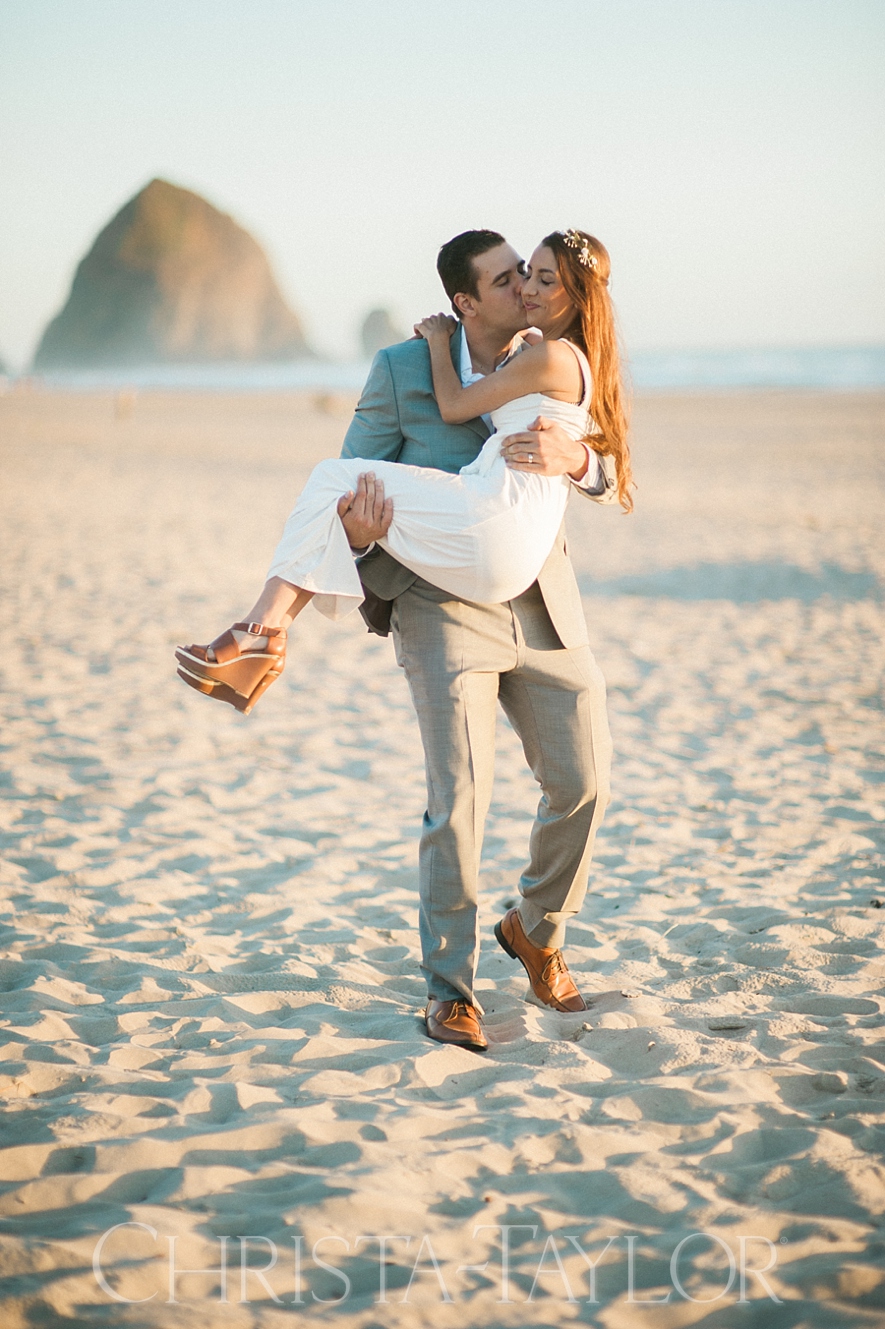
[573,451,619,505]
[340,350,405,461]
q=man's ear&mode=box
[453,291,477,320]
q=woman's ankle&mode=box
[244,577,303,628]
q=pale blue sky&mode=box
[1,0,883,365]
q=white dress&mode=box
[267,341,594,619]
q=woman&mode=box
[176,229,632,713]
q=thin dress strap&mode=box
[560,339,593,410]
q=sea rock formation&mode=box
[34,179,311,368]
[360,307,406,359]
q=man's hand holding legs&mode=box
[337,471,394,551]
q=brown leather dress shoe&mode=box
[494,907,587,1012]
[425,999,488,1052]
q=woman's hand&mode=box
[414,313,458,342]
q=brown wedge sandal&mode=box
[175,622,287,714]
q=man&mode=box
[337,230,615,1051]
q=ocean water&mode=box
[19,344,885,393]
[629,344,885,390]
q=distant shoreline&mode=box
[3,344,884,393]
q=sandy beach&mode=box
[1,385,883,1326]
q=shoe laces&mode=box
[542,951,568,981]
[446,1001,474,1022]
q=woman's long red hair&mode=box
[542,230,633,511]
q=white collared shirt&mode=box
[459,326,602,491]
[459,325,494,430]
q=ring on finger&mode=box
[528,453,534,464]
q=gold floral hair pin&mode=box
[562,229,598,270]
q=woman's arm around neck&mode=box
[415,315,583,424]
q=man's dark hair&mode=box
[437,230,506,314]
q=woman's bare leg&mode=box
[243,577,314,629]
[201,579,314,661]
